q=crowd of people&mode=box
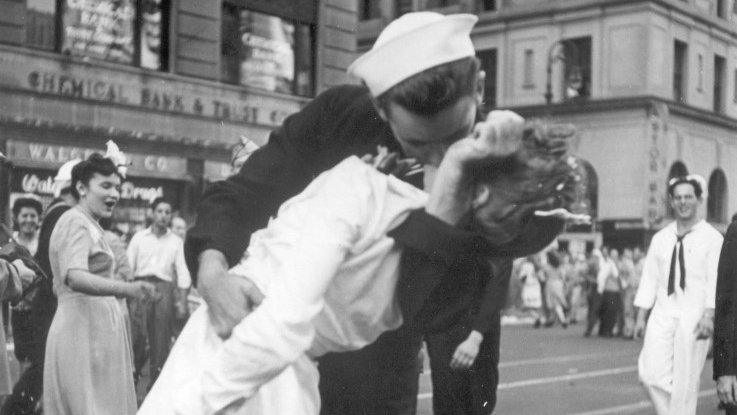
[0,9,735,415]
[0,154,194,413]
[512,245,645,339]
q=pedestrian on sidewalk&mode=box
[634,175,723,415]
[127,198,191,391]
[542,250,569,328]
[584,249,603,337]
[43,154,158,415]
[596,248,620,337]
[621,248,641,339]
[519,256,544,327]
[2,159,80,415]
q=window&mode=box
[221,6,314,97]
[481,0,497,10]
[478,48,497,110]
[396,0,414,16]
[523,49,535,88]
[563,37,591,100]
[707,169,728,223]
[1,0,169,70]
[717,0,726,18]
[360,0,382,20]
[714,54,726,113]
[673,40,687,103]
[424,0,458,8]
[25,0,56,51]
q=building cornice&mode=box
[476,0,737,41]
[0,115,232,162]
[508,96,737,131]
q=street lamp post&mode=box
[545,40,581,106]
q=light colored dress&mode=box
[43,207,136,415]
[140,156,427,415]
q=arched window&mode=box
[707,169,728,223]
[666,161,689,218]
[571,159,598,220]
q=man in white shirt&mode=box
[634,175,724,415]
[127,197,191,390]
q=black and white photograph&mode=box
[0,1,736,414]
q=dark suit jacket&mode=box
[714,221,737,379]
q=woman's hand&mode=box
[127,281,159,301]
[11,259,36,288]
[425,111,525,225]
[444,110,524,165]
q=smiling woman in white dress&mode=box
[43,154,158,415]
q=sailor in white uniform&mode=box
[634,174,724,415]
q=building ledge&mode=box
[478,0,737,39]
[508,96,737,132]
[0,115,231,161]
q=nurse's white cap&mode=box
[348,12,478,98]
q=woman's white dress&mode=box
[139,156,427,414]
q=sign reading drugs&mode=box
[62,0,136,64]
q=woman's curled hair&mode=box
[70,153,119,199]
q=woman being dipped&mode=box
[43,154,157,415]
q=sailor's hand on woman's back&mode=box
[198,249,265,339]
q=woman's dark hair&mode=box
[12,197,43,218]
[70,153,119,200]
[375,56,481,116]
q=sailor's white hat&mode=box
[348,12,478,97]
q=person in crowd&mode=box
[568,252,588,324]
[620,248,639,339]
[182,11,566,415]
[100,217,134,355]
[171,216,187,240]
[127,198,191,390]
[597,247,621,337]
[0,257,34,404]
[584,249,603,337]
[43,153,158,415]
[542,250,570,328]
[11,198,42,256]
[613,248,634,336]
[9,197,43,378]
[519,255,545,327]
[2,159,80,415]
[634,175,723,415]
[714,211,737,413]
[141,109,583,414]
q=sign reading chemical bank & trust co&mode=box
[5,140,188,181]
[0,50,303,128]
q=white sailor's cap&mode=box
[348,12,478,98]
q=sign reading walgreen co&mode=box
[5,140,188,181]
[0,52,302,128]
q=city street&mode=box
[416,323,722,415]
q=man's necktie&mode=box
[667,232,689,295]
